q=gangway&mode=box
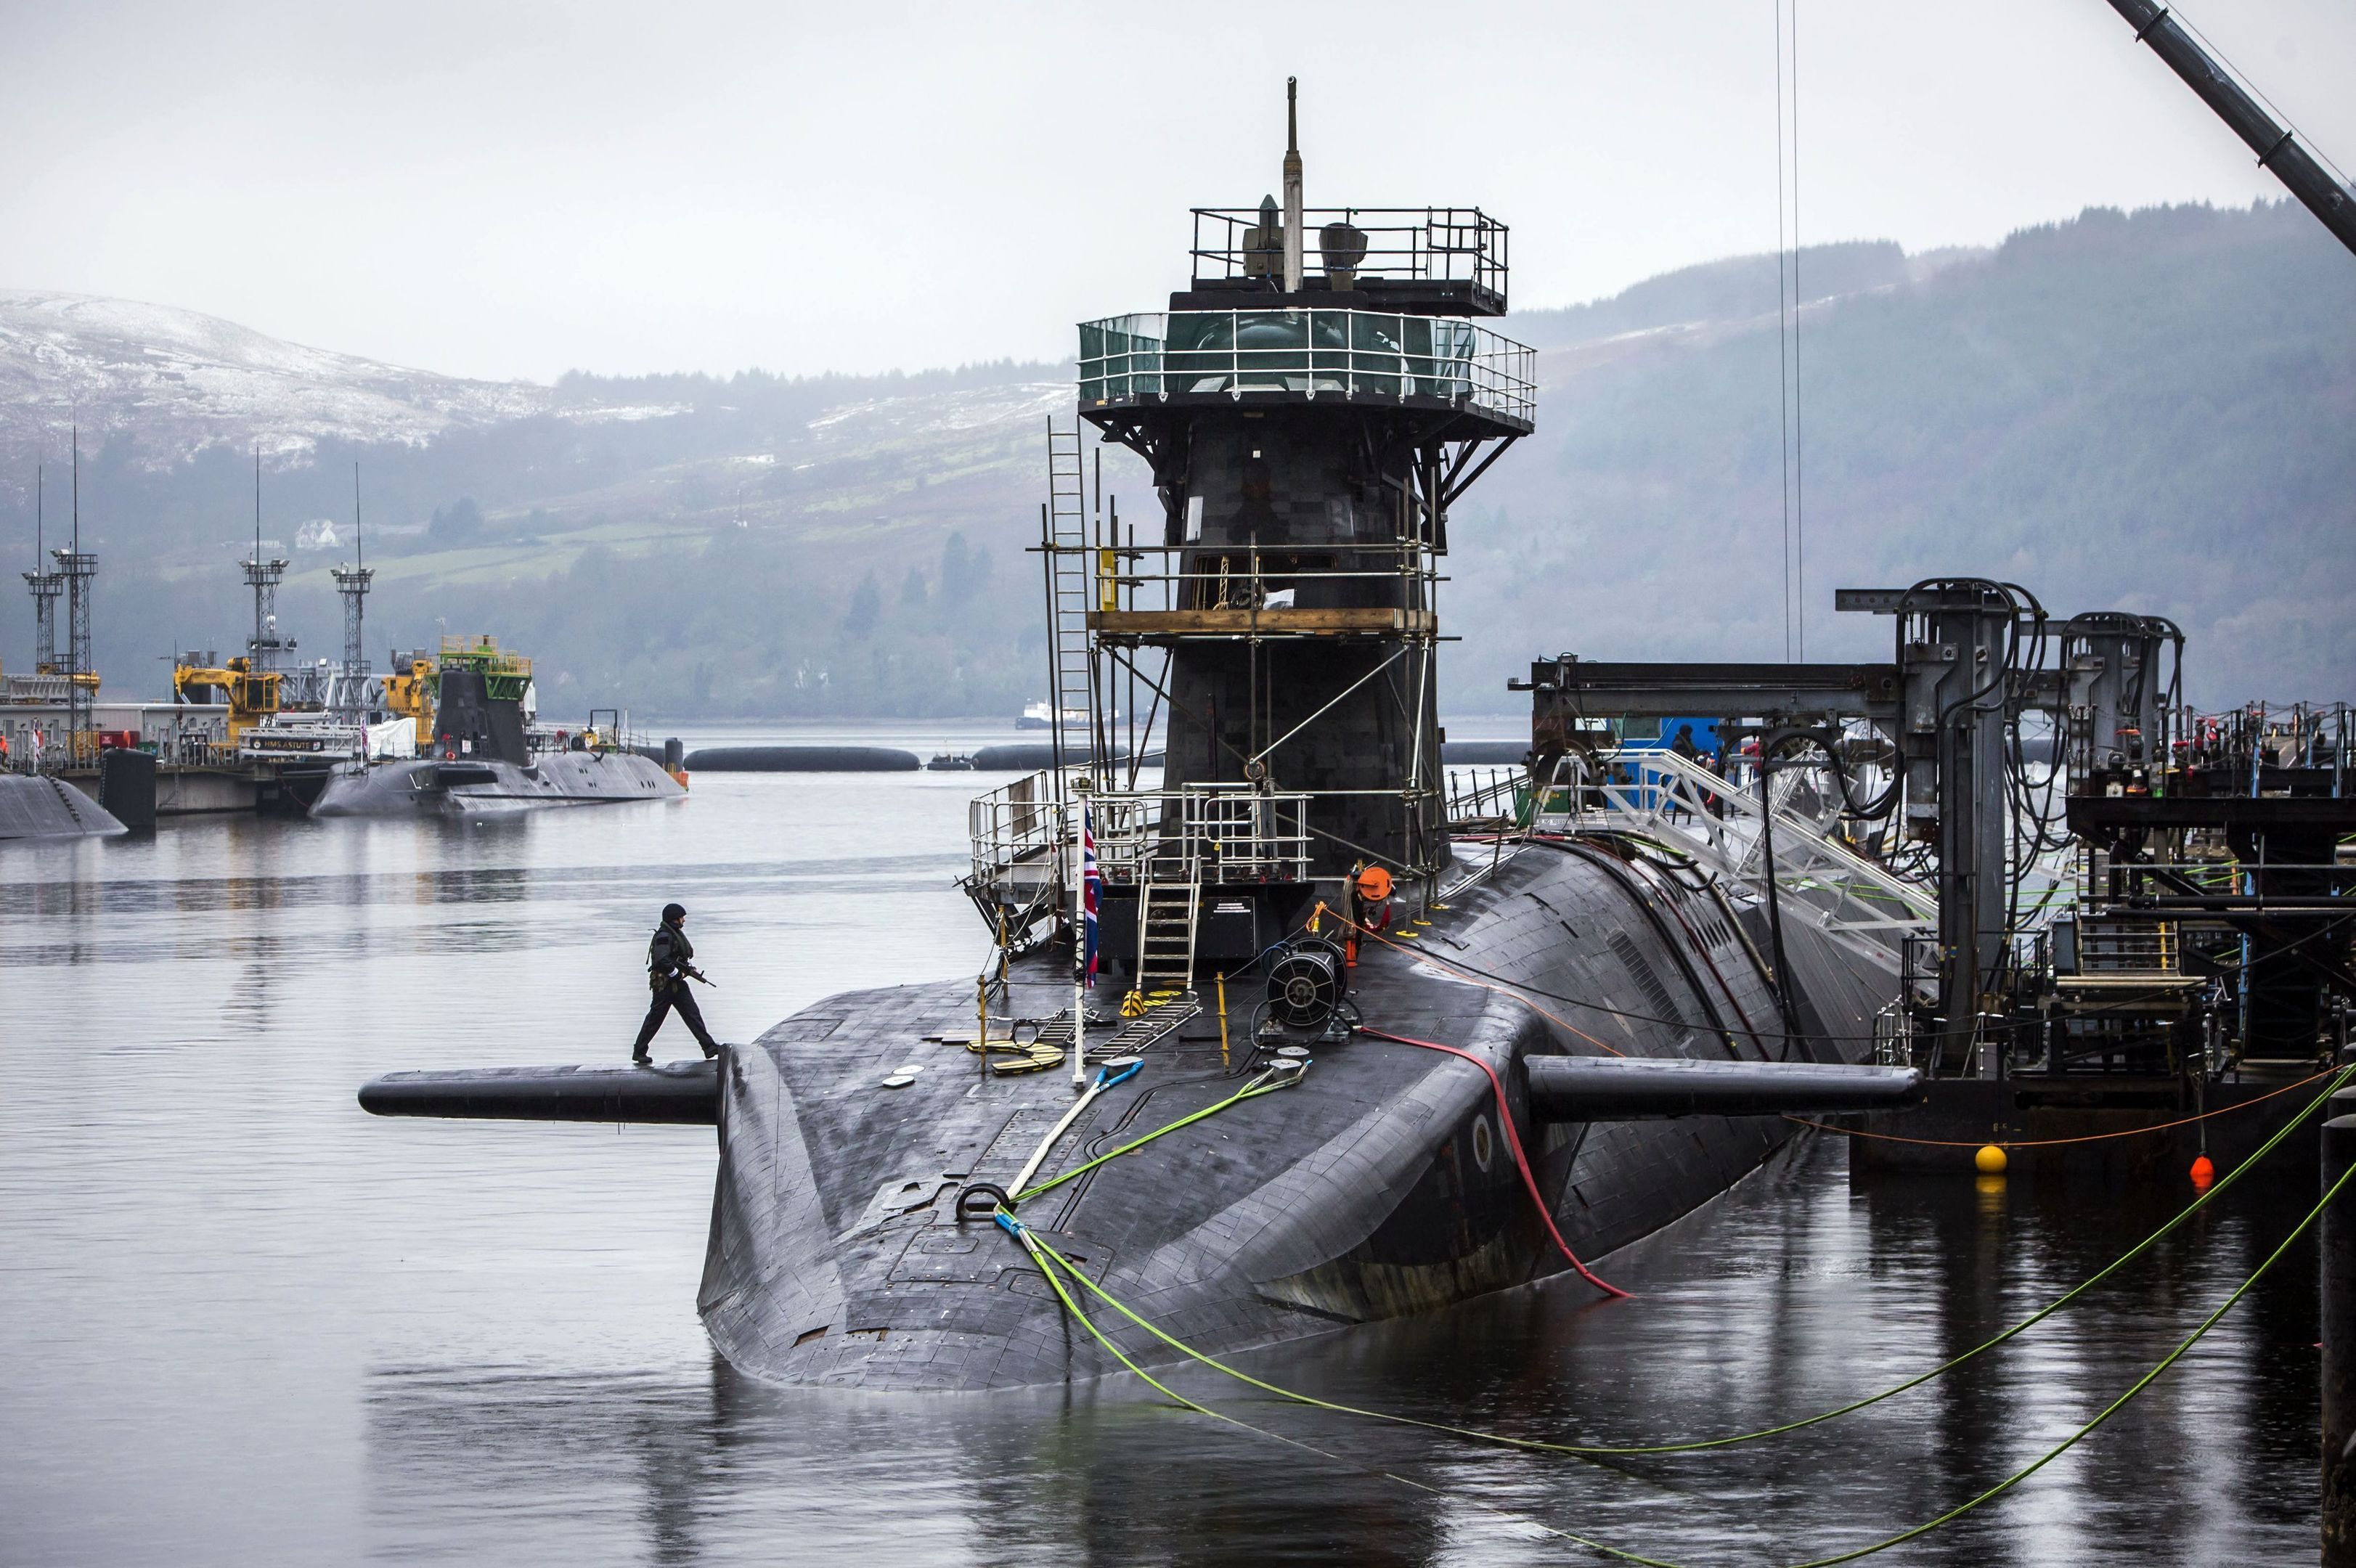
[1549,747,1935,973]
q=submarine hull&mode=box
[698,841,1891,1391]
[311,751,683,816]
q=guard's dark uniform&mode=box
[634,918,719,1061]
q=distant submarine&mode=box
[362,86,1915,1390]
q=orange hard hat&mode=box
[1355,865,1393,901]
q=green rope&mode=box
[997,1214,1672,1567]
[1018,1058,2354,1456]
[1012,1067,1297,1204]
[1783,1155,2356,1566]
[1004,1159,2356,1566]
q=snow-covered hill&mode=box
[0,290,555,465]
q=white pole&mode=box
[1071,786,1088,1087]
[1281,78,1305,293]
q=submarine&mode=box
[361,87,1917,1390]
[312,636,682,816]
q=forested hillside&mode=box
[3,198,2347,717]
[1455,199,2355,704]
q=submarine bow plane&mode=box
[361,85,1916,1390]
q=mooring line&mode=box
[1011,1066,1297,1204]
[1003,1157,2352,1564]
[1006,1057,2355,1463]
[995,1212,1679,1568]
[1784,1059,2340,1147]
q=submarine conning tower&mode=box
[1068,80,1533,958]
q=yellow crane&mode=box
[382,653,436,746]
[171,656,279,746]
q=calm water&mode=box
[0,724,2323,1566]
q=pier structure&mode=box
[978,80,1533,987]
[1515,596,2352,1140]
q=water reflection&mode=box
[349,1138,2320,1567]
[0,754,2326,1565]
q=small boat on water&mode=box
[1016,699,1088,731]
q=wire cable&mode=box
[990,1062,2352,1563]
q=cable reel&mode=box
[1260,936,1358,1042]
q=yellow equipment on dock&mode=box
[171,657,279,745]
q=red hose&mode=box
[1361,1026,1630,1300]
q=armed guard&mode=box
[633,902,720,1063]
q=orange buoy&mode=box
[1975,1144,2008,1175]
[2190,1154,2215,1189]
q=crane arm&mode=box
[2104,0,2356,257]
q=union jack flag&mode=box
[1082,806,1100,984]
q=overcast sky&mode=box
[3,0,2351,384]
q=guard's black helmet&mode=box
[662,902,688,923]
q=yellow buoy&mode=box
[1975,1144,2008,1175]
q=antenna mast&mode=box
[1281,78,1305,293]
[23,465,64,675]
[242,445,288,680]
[57,429,99,759]
[332,462,375,714]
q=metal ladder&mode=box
[1042,421,1093,796]
[1134,876,1201,997]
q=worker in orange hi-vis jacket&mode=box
[1345,862,1393,968]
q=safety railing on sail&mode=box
[1079,542,1438,618]
[1078,311,1534,427]
[1088,785,1313,886]
[969,775,1313,894]
[1189,207,1509,303]
[969,769,1077,891]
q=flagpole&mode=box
[1071,783,1088,1088]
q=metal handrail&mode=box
[969,769,1075,886]
[1079,309,1534,427]
[1078,540,1438,616]
[968,772,1312,891]
[1189,207,1508,301]
[1091,785,1313,885]
[1446,765,1526,825]
[1543,746,1935,966]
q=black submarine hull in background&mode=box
[311,748,683,815]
